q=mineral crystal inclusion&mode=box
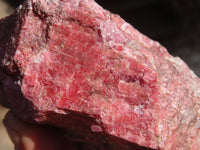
[0,0,200,149]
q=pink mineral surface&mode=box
[0,0,200,149]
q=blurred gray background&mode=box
[0,0,200,149]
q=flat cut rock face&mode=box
[0,0,200,149]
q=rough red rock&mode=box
[0,0,200,149]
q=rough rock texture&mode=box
[0,0,200,149]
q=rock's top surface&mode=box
[0,0,200,149]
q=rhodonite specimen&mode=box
[0,0,200,149]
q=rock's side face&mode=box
[0,0,200,149]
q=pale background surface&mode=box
[0,106,13,150]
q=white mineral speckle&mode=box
[91,124,103,132]
[134,105,144,115]
[34,55,43,63]
[15,50,22,55]
[155,41,160,47]
[123,60,130,69]
[194,118,200,128]
[194,87,200,98]
[73,0,80,7]
[158,123,163,133]
[121,22,129,31]
[167,56,186,73]
[197,109,200,115]
[17,80,22,86]
[124,47,132,56]
[150,40,154,46]
[139,35,142,41]
[4,61,10,66]
[28,0,33,10]
[18,4,22,10]
[34,49,46,63]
